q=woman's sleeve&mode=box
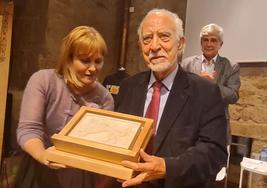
[17,71,48,147]
[100,85,114,111]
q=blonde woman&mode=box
[16,26,113,188]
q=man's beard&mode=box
[147,58,176,72]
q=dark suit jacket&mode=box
[115,66,227,188]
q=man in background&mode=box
[181,23,240,145]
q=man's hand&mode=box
[121,149,166,187]
[200,71,216,80]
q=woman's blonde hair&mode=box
[56,26,107,87]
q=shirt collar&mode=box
[147,65,178,91]
[201,54,218,64]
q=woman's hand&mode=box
[23,138,66,169]
[37,150,66,169]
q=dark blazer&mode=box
[115,66,227,188]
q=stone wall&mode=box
[230,66,267,188]
[230,67,267,125]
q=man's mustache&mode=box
[148,52,167,60]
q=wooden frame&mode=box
[0,2,13,163]
[46,106,153,180]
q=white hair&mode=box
[137,8,184,41]
[200,23,224,42]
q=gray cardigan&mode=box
[17,69,114,148]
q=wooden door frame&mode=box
[0,2,14,163]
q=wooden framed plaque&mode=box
[46,106,153,180]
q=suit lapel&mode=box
[214,55,225,82]
[154,67,190,154]
[131,72,150,117]
[194,55,202,74]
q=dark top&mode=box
[103,70,130,101]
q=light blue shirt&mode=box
[201,54,218,74]
[201,54,218,64]
[143,65,178,133]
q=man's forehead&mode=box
[202,34,219,40]
[142,14,175,32]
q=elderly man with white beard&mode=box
[115,8,228,188]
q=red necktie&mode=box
[145,81,162,154]
[145,81,162,134]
